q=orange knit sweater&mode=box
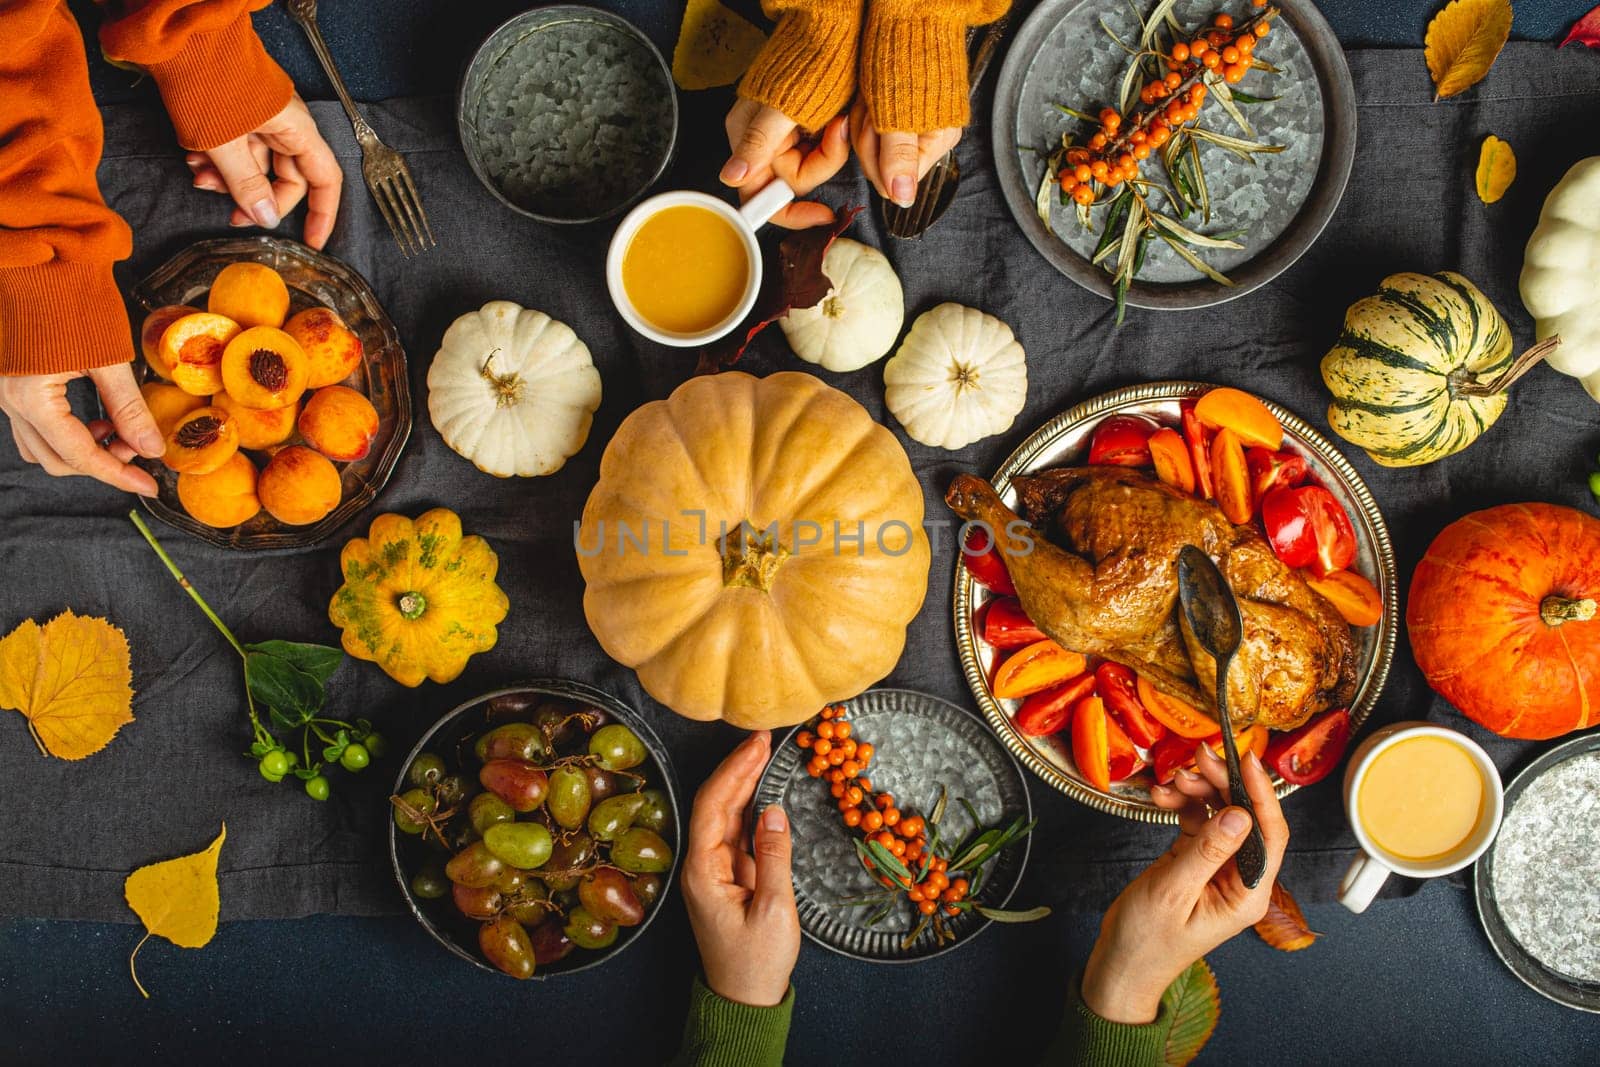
[739,0,1009,134]
[0,0,292,377]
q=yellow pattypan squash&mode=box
[328,508,509,686]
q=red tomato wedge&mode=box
[1194,387,1283,450]
[1210,427,1254,525]
[1072,696,1140,791]
[1245,447,1308,503]
[1088,415,1158,467]
[1152,733,1200,784]
[1265,708,1351,785]
[980,597,1047,648]
[1136,676,1219,739]
[1210,724,1269,761]
[1305,570,1383,627]
[1095,662,1167,747]
[1014,672,1097,736]
[1149,428,1196,494]
[961,525,1016,594]
[1180,401,1215,500]
[1261,485,1356,576]
[992,639,1089,699]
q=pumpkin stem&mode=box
[720,523,790,592]
[951,362,980,391]
[1453,335,1562,398]
[479,348,524,408]
[822,293,844,319]
[398,592,428,620]
[1540,595,1596,626]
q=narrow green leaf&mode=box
[1186,137,1210,223]
[1226,89,1280,105]
[1139,0,1178,49]
[1052,103,1098,122]
[860,837,914,885]
[1249,58,1281,74]
[1162,958,1221,1066]
[1189,127,1285,158]
[1114,273,1131,326]
[1099,17,1138,55]
[975,905,1053,923]
[929,786,948,829]
[1203,72,1254,137]
[1091,189,1133,264]
[1157,231,1236,286]
[1036,166,1056,230]
[1113,198,1145,285]
[1150,212,1244,249]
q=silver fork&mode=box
[287,0,435,255]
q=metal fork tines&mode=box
[287,0,435,256]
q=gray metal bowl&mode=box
[458,6,678,224]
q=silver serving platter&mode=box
[952,381,1398,822]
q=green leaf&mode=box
[244,640,343,686]
[974,905,1053,923]
[1149,212,1245,250]
[244,652,324,724]
[1139,0,1178,49]
[1162,958,1220,1066]
[1190,126,1285,159]
[1156,231,1236,286]
[856,838,913,887]
[1114,273,1131,326]
[1091,189,1133,264]
[1052,103,1098,122]
[1226,89,1280,105]
[1037,166,1057,231]
[1203,72,1254,137]
[928,786,948,830]
[322,742,346,762]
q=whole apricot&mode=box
[298,385,379,462]
[211,391,298,450]
[161,313,241,396]
[177,452,260,527]
[141,381,205,438]
[221,327,309,410]
[208,262,290,328]
[258,445,342,525]
[285,307,364,389]
[163,406,239,474]
[140,305,201,380]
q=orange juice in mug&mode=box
[1339,723,1504,913]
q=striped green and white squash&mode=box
[1320,271,1512,468]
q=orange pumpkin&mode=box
[1408,503,1600,739]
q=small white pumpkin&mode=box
[1520,156,1600,401]
[779,239,905,372]
[883,303,1027,450]
[428,301,602,477]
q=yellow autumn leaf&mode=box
[125,824,226,998]
[0,609,133,759]
[672,0,768,91]
[1475,135,1516,203]
[1425,0,1513,100]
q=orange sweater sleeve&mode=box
[861,0,1010,132]
[738,0,863,133]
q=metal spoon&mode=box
[1175,545,1267,889]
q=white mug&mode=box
[605,181,795,347]
[1338,721,1504,914]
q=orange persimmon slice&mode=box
[1136,676,1220,739]
[1195,387,1283,450]
[1150,427,1196,494]
[1211,427,1254,525]
[1306,569,1383,627]
[992,638,1089,699]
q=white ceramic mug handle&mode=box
[1338,852,1391,914]
[737,180,796,230]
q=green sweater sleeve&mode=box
[1047,973,1172,1066]
[669,976,794,1067]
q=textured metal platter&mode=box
[128,236,411,550]
[1475,732,1600,1014]
[752,690,1033,963]
[952,381,1399,822]
[992,0,1356,308]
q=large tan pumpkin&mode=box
[577,372,930,728]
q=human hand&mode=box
[1080,745,1288,1024]
[680,730,800,1007]
[849,98,962,208]
[185,94,344,249]
[0,365,163,495]
[722,103,850,229]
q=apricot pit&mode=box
[163,406,240,474]
[221,327,309,409]
[160,313,241,396]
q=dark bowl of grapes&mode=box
[388,680,681,980]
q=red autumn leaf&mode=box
[1561,3,1600,47]
[1254,881,1319,952]
[695,205,862,374]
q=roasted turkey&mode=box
[947,467,1357,731]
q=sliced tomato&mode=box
[1265,708,1351,785]
[1135,676,1219,739]
[1108,713,1141,782]
[980,597,1046,648]
[1261,485,1356,576]
[992,639,1089,699]
[1149,427,1196,494]
[961,525,1016,595]
[1151,733,1200,784]
[1210,427,1254,525]
[1014,672,1097,737]
[1194,387,1284,450]
[1071,695,1138,790]
[1307,491,1358,577]
[1088,415,1158,467]
[1095,662,1166,747]
[1180,401,1214,500]
[1245,447,1308,503]
[1305,569,1383,627]
[1208,724,1269,761]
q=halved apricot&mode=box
[208,262,290,328]
[221,327,309,410]
[1210,427,1254,525]
[258,445,342,525]
[298,385,379,461]
[140,381,205,438]
[163,406,239,474]
[1194,387,1283,450]
[284,307,364,389]
[161,313,240,396]
[139,305,201,380]
[177,452,260,527]
[211,391,298,450]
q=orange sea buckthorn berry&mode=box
[1133,144,1151,160]
[875,830,896,849]
[856,776,872,791]
[919,899,938,916]
[806,759,824,778]
[901,815,925,838]
[1207,29,1228,46]
[876,793,894,810]
[1066,147,1091,165]
[1202,50,1221,69]
[1222,45,1240,64]
[834,721,852,740]
[1190,83,1208,103]
[796,731,814,749]
[846,786,864,805]
[1237,32,1255,53]
[1088,132,1108,150]
[1253,0,1267,6]
[1149,126,1171,148]
[1105,172,1122,188]
[828,748,847,766]
[1190,37,1209,56]
[1072,184,1095,206]
[1171,41,1190,61]
[1090,159,1110,179]
[816,720,835,740]
[1164,71,1183,90]
[1182,103,1200,121]
[1115,152,1135,170]
[1074,163,1094,183]
[1254,21,1270,36]
[1059,173,1078,193]
[842,760,861,778]
[1129,128,1148,146]
[1098,106,1120,126]
[1165,100,1185,123]
[883,807,901,827]
[830,782,845,799]
[1224,64,1246,83]
[1140,86,1156,105]
[908,887,925,903]
[855,742,874,763]
[842,738,858,756]
[843,808,863,828]
[819,705,836,720]
[1214,12,1234,28]
[828,768,846,784]
[943,904,960,917]
[813,737,833,756]
[951,877,970,895]
[891,839,906,857]
[863,810,884,832]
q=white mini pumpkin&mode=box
[883,303,1027,450]
[779,239,904,372]
[428,301,602,477]
[1520,156,1600,402]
